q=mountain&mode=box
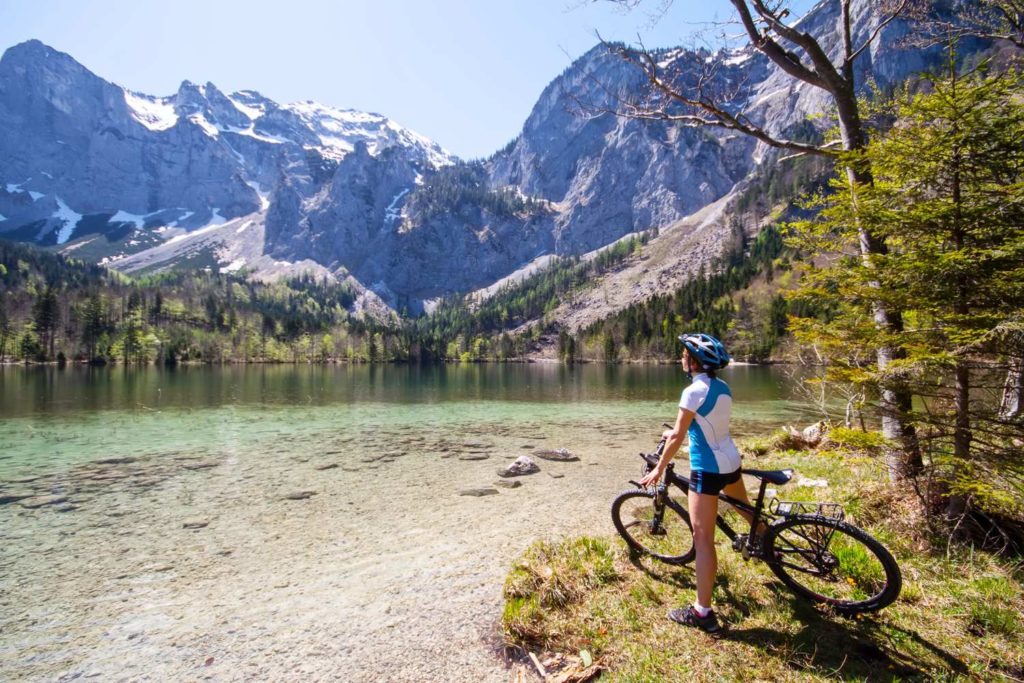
[0,1,966,313]
[0,39,453,298]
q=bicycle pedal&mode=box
[732,534,748,552]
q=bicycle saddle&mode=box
[742,468,794,485]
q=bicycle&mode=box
[611,436,902,614]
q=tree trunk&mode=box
[945,136,971,520]
[837,90,922,479]
[945,359,972,522]
[1000,358,1023,420]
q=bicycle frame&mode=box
[635,451,777,552]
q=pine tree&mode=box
[789,63,1024,517]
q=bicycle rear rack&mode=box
[769,498,845,521]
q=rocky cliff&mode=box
[0,0,968,311]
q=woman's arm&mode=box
[639,407,694,487]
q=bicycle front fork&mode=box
[649,486,669,536]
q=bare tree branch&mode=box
[610,40,836,156]
[848,0,914,64]
[746,0,846,91]
[727,0,830,89]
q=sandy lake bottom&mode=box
[0,402,673,682]
[1,363,809,681]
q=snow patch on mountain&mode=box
[245,181,271,211]
[53,197,82,244]
[165,210,227,245]
[123,90,178,131]
[110,210,147,229]
[384,189,410,225]
[227,95,264,121]
[188,113,219,138]
[220,258,246,273]
[221,123,288,144]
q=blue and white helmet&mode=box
[678,333,730,370]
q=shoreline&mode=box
[0,357,796,368]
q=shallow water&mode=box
[0,363,815,681]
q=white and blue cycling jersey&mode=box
[679,373,741,474]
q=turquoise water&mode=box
[0,363,815,478]
[0,363,822,680]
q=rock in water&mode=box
[0,491,34,505]
[532,448,579,462]
[493,480,522,489]
[182,519,209,529]
[283,491,317,500]
[19,495,69,509]
[459,488,499,497]
[497,456,540,478]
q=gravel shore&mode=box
[0,415,644,682]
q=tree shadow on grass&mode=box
[624,551,969,680]
[715,585,969,681]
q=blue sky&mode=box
[0,0,815,159]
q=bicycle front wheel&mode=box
[611,489,695,565]
[764,515,901,613]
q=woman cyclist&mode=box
[638,333,752,633]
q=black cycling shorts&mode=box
[689,468,741,495]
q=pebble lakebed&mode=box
[0,408,648,682]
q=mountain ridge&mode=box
[0,1,968,314]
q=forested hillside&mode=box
[0,241,386,364]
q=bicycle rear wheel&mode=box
[611,489,695,565]
[764,515,901,613]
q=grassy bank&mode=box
[501,438,1024,681]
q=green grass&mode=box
[501,443,1024,681]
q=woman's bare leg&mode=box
[722,477,754,524]
[721,477,770,539]
[688,488,720,608]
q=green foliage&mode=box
[409,233,650,361]
[405,161,541,220]
[503,537,619,645]
[824,427,889,453]
[0,239,366,364]
[787,63,1024,536]
[580,220,794,361]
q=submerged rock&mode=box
[283,490,317,500]
[6,476,41,484]
[459,488,499,497]
[532,448,579,462]
[314,463,339,471]
[493,480,522,489]
[458,455,490,461]
[182,460,219,471]
[497,456,540,478]
[0,491,34,504]
[19,495,69,509]
[182,519,209,529]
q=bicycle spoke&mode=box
[766,517,900,610]
[612,490,695,565]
